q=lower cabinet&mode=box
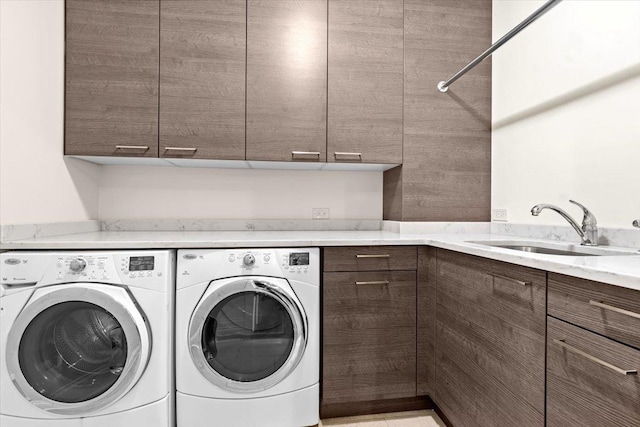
[321,246,419,417]
[322,245,639,427]
[547,273,640,427]
[547,317,640,427]
[322,270,417,405]
[434,249,546,427]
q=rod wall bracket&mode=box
[437,81,449,93]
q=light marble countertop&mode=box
[0,230,426,249]
[2,229,640,291]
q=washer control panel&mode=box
[1,251,173,292]
[56,254,158,281]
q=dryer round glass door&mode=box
[190,278,307,392]
[5,285,150,415]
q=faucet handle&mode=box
[633,219,640,228]
[569,200,597,227]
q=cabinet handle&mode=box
[355,280,389,285]
[589,300,640,320]
[334,152,362,160]
[115,145,149,150]
[356,254,390,258]
[490,273,531,286]
[291,151,320,159]
[553,339,637,375]
[164,147,197,152]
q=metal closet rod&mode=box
[437,0,564,93]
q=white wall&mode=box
[0,0,100,225]
[492,0,640,228]
[99,166,382,220]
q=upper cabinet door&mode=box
[246,0,327,162]
[328,0,403,164]
[160,0,246,160]
[65,0,159,157]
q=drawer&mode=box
[323,246,417,272]
[547,317,640,427]
[548,273,640,349]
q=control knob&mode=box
[243,254,256,267]
[69,258,87,272]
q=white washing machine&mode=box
[176,248,319,427]
[0,250,174,427]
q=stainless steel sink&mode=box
[466,240,639,257]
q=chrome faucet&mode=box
[530,200,598,246]
[633,219,640,228]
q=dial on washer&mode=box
[243,254,256,267]
[69,258,87,272]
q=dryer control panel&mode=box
[177,248,320,289]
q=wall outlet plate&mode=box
[492,208,508,222]
[312,208,330,220]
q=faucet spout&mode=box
[530,202,598,246]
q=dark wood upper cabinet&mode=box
[65,0,159,157]
[384,0,491,221]
[246,0,328,162]
[159,0,246,160]
[328,0,403,164]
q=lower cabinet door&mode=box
[322,270,416,405]
[435,250,545,427]
[547,317,640,427]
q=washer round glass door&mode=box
[189,277,307,392]
[6,285,150,415]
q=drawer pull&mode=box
[491,273,531,286]
[335,152,363,160]
[355,280,389,286]
[115,145,149,150]
[164,147,197,152]
[589,300,640,320]
[356,254,390,258]
[553,339,638,375]
[292,151,320,159]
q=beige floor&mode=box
[320,410,446,427]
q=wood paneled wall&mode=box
[383,0,492,221]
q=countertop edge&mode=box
[1,232,639,292]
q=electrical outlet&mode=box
[492,208,508,222]
[312,208,330,220]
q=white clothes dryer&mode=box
[0,250,174,427]
[176,248,320,427]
